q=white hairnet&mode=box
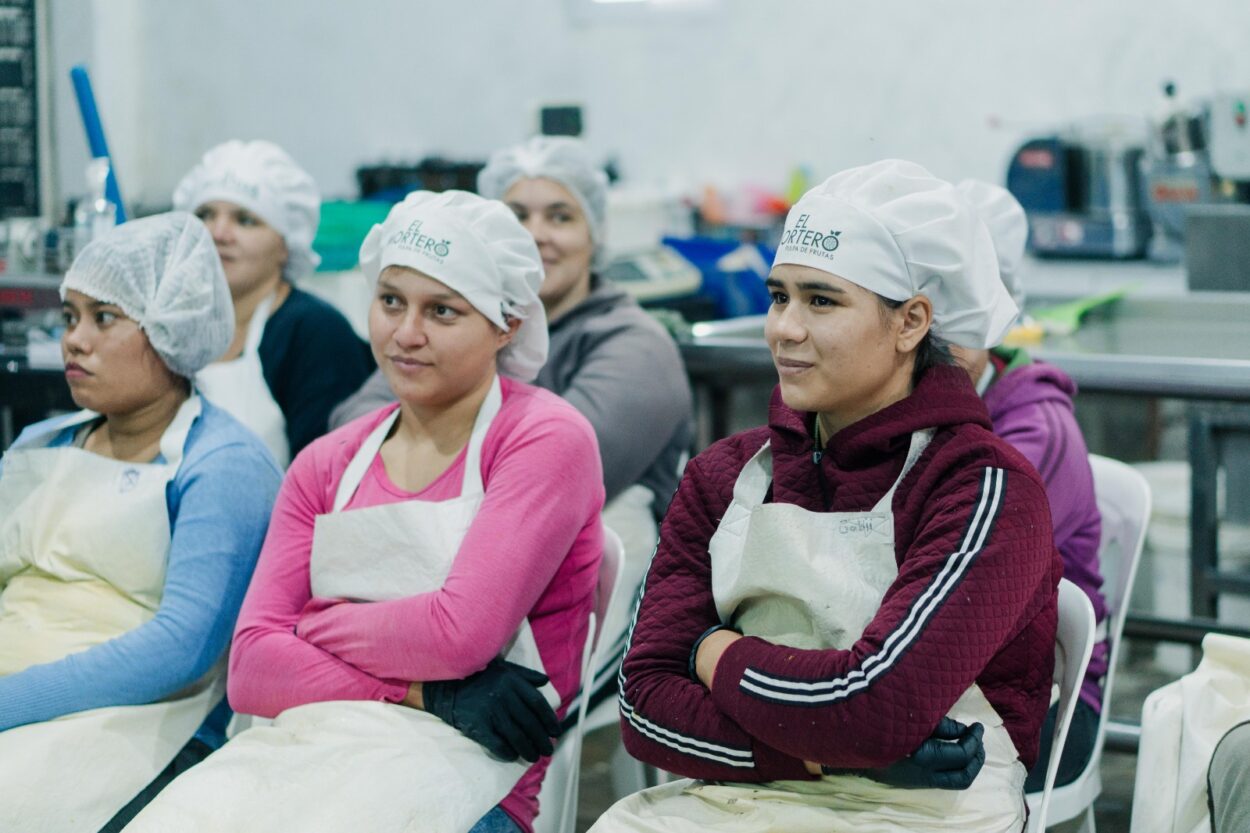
[172,139,321,280]
[956,179,1029,312]
[477,136,608,264]
[61,212,234,378]
[359,190,548,381]
[774,159,1018,349]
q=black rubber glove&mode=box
[823,717,987,790]
[422,658,560,763]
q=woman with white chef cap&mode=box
[592,160,1061,833]
[173,140,373,466]
[334,138,693,711]
[123,191,605,833]
[952,179,1106,793]
[0,213,281,833]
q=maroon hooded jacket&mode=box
[618,364,1062,781]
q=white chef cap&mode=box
[774,159,1018,349]
[955,179,1028,312]
[61,212,234,378]
[172,139,321,280]
[359,190,548,381]
[477,136,609,263]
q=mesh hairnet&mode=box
[477,136,608,265]
[173,139,321,280]
[61,212,234,378]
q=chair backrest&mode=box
[535,525,628,833]
[1087,454,1151,720]
[591,526,628,655]
[1030,578,1097,832]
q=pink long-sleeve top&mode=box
[228,376,605,832]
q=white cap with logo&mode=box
[359,190,548,381]
[774,159,1018,349]
[955,179,1029,313]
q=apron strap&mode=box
[730,441,773,508]
[330,375,504,513]
[460,375,501,497]
[870,429,935,513]
[156,396,202,468]
[242,292,276,358]
[13,398,200,467]
[10,409,100,451]
[332,408,400,512]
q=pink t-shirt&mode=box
[228,377,605,831]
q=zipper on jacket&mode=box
[813,421,831,509]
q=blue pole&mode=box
[69,64,127,223]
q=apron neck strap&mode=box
[871,429,934,512]
[331,374,504,513]
[12,397,199,467]
[156,395,202,468]
[242,291,277,357]
[731,440,774,508]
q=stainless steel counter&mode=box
[682,292,1250,403]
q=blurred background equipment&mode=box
[1007,84,1250,276]
[1006,121,1152,260]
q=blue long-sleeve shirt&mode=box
[0,399,281,746]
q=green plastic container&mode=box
[312,200,393,272]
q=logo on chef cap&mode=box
[208,172,262,201]
[387,219,453,263]
[780,213,841,258]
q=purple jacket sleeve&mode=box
[617,450,814,782]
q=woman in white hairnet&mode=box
[173,140,374,466]
[123,191,604,833]
[592,160,1061,833]
[334,137,693,710]
[951,180,1106,793]
[0,213,281,833]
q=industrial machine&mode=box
[1006,123,1153,259]
[1006,87,1250,265]
[1142,89,1250,263]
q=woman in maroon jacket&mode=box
[591,160,1062,833]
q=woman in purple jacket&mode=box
[953,179,1106,791]
[591,161,1061,833]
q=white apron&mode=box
[593,431,1028,833]
[195,292,288,467]
[1130,633,1250,833]
[126,375,556,833]
[0,397,223,833]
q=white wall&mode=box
[46,0,1250,210]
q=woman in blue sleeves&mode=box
[0,213,282,833]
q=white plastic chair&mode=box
[1026,454,1151,832]
[534,526,629,833]
[1027,578,1098,832]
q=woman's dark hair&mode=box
[876,295,954,388]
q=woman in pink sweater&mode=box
[124,191,604,833]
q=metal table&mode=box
[681,293,1250,410]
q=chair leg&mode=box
[1076,804,1096,833]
